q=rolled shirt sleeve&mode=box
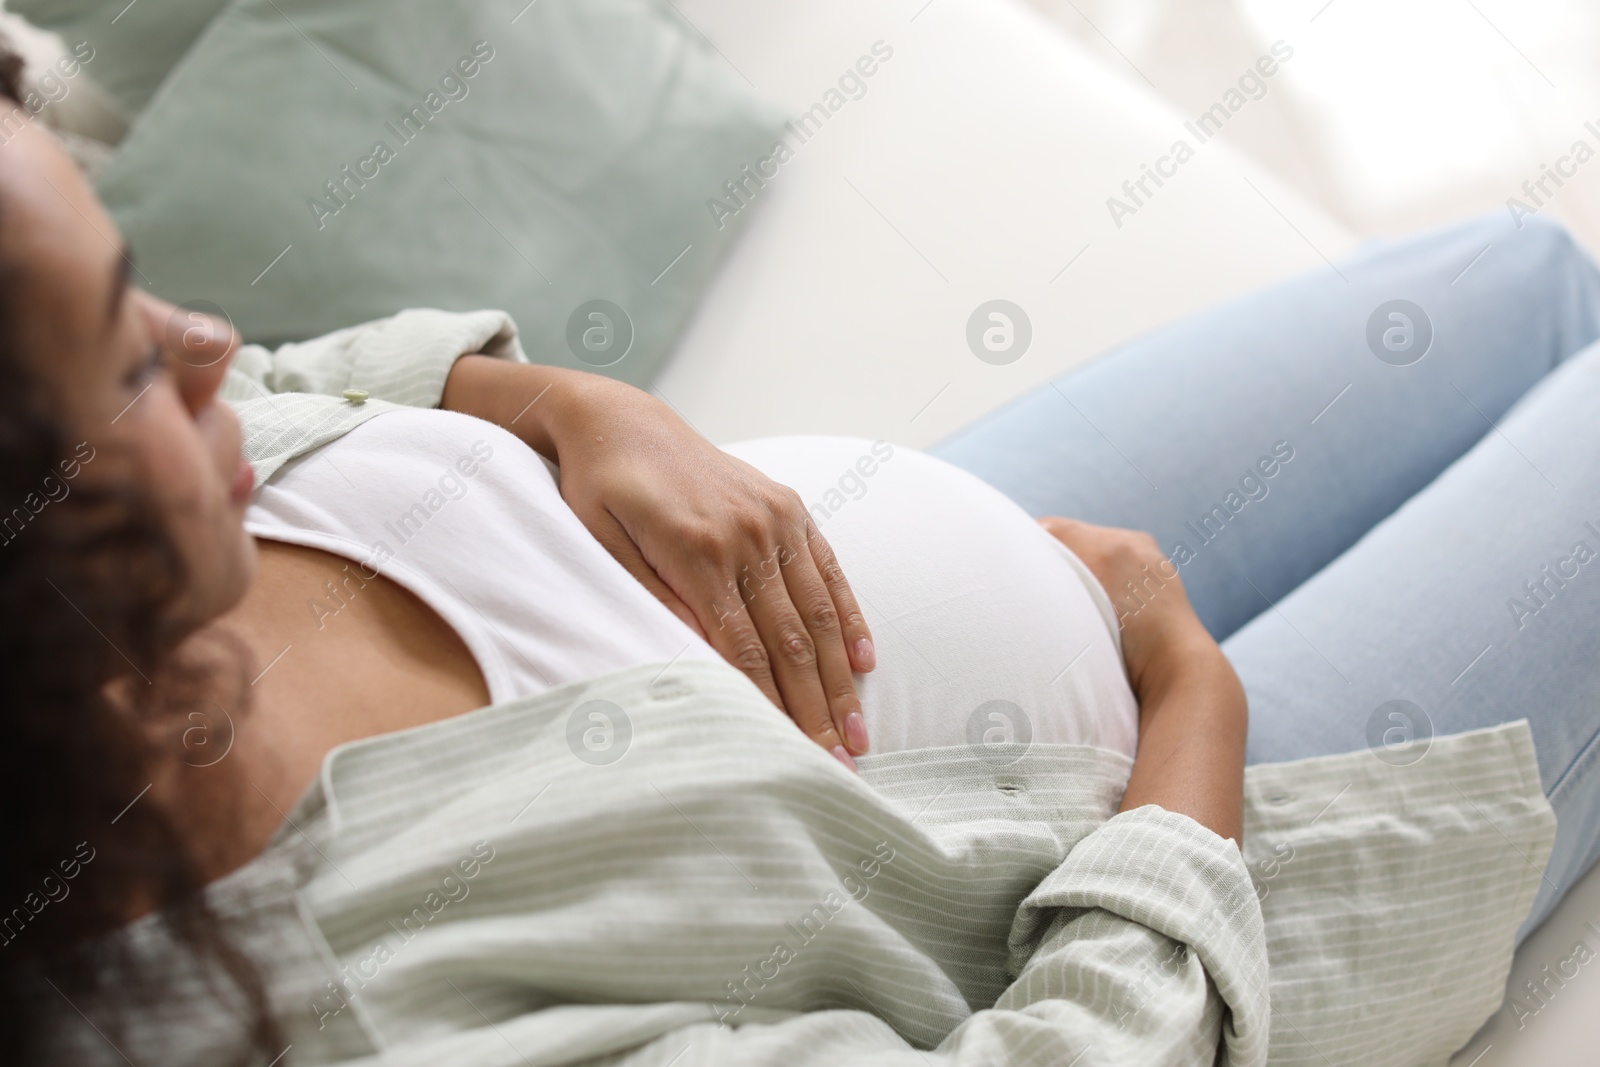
[582,806,1268,1067]
[220,308,528,484]
[975,805,1268,1066]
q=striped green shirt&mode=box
[49,312,1554,1067]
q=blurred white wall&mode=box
[1029,0,1600,250]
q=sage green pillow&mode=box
[10,0,230,115]
[95,0,783,386]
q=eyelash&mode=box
[126,342,163,388]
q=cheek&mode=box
[141,388,228,506]
[121,388,253,615]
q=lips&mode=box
[230,455,255,503]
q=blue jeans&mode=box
[932,213,1600,937]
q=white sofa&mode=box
[661,0,1356,449]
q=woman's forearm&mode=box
[439,354,631,462]
[1116,640,1248,845]
[1037,519,1249,845]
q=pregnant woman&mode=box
[1,60,1590,1067]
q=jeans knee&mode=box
[1514,210,1581,255]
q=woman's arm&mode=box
[436,354,579,463]
[1039,518,1247,844]
[1118,640,1247,844]
[442,355,877,765]
[209,305,874,763]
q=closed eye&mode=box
[124,340,163,389]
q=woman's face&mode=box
[2,121,256,632]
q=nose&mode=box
[138,293,240,414]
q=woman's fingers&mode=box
[780,535,869,756]
[1037,515,1091,555]
[1037,515,1211,694]
[607,521,802,732]
[739,544,861,768]
[806,523,875,673]
[572,458,872,771]
[704,594,788,715]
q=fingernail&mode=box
[853,637,876,671]
[830,745,858,773]
[844,711,869,755]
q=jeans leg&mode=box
[931,213,1600,640]
[1225,336,1600,938]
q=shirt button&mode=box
[342,388,369,404]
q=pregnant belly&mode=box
[724,437,1140,760]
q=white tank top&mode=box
[246,409,1138,759]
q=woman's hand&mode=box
[442,358,875,766]
[1036,517,1215,694]
[1039,517,1247,844]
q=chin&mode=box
[222,524,260,608]
[177,519,260,631]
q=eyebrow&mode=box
[105,245,133,327]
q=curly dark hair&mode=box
[0,46,276,1064]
